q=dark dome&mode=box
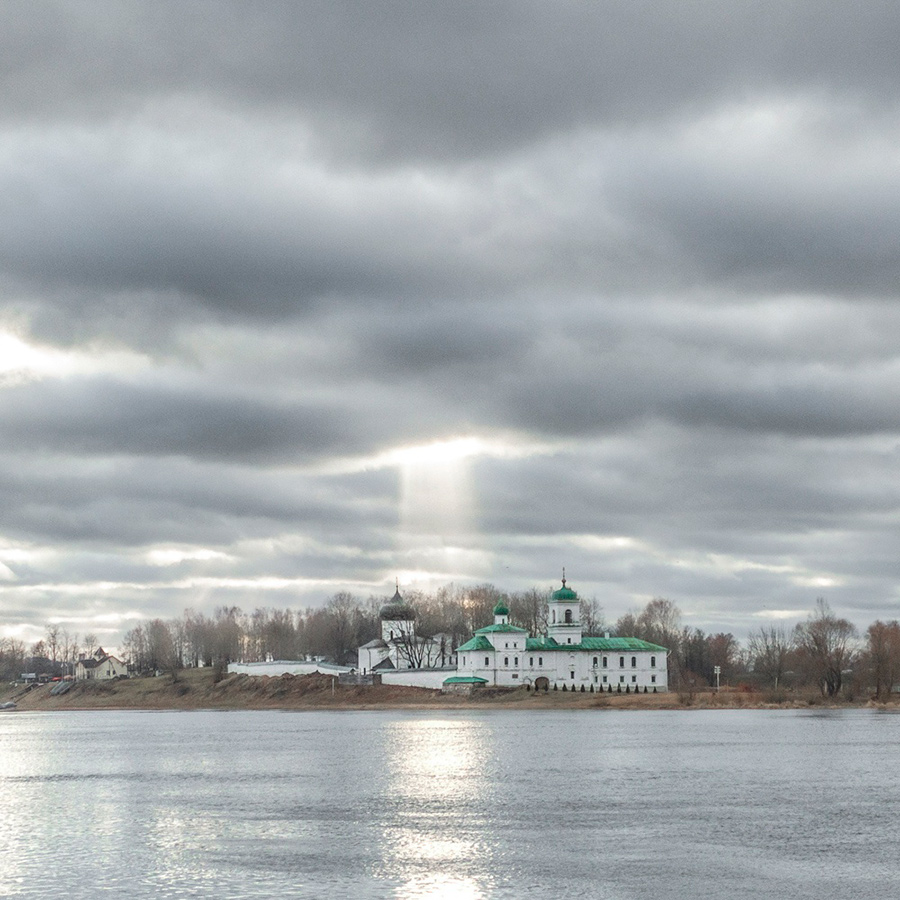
[380,602,416,621]
[380,586,415,621]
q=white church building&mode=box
[450,578,668,691]
[358,585,456,674]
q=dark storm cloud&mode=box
[0,375,353,462]
[0,453,397,548]
[4,2,900,160]
[0,131,492,323]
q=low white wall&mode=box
[227,660,353,678]
[381,668,456,690]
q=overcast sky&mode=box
[2,1,900,649]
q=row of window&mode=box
[465,654,659,672]
[591,655,657,669]
[462,654,658,669]
[599,674,658,684]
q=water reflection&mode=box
[376,717,495,898]
[2,709,900,899]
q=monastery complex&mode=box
[358,577,669,693]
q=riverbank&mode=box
[3,668,895,712]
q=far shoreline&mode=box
[4,668,897,714]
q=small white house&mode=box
[451,579,668,692]
[75,647,128,681]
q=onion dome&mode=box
[379,582,416,621]
[493,599,510,617]
[552,576,577,601]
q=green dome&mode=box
[552,578,577,601]
[493,600,510,616]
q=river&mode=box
[1,708,898,898]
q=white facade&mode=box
[454,581,668,691]
[75,648,128,681]
[227,660,353,678]
[381,668,456,689]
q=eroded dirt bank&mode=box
[2,668,894,712]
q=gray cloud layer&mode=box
[2,2,899,646]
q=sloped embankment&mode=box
[4,669,457,711]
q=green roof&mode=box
[493,600,509,616]
[460,631,668,654]
[551,578,577,602]
[457,635,494,652]
[525,636,561,650]
[475,623,529,635]
[443,676,488,685]
[580,637,668,652]
[525,635,667,653]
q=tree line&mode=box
[4,586,899,699]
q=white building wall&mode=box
[227,661,353,677]
[380,669,455,689]
[456,648,668,690]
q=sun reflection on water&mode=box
[374,717,497,899]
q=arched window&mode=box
[504,657,509,667]
[619,656,625,667]
[552,609,556,623]
[631,656,637,668]
[651,656,656,668]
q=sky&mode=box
[2,1,900,650]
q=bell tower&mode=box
[547,571,582,645]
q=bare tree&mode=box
[45,625,61,665]
[708,632,739,683]
[748,624,792,689]
[794,599,857,697]
[865,620,900,700]
[323,593,362,664]
[509,588,549,635]
[637,598,682,648]
[145,618,178,674]
[212,606,244,665]
[122,624,147,673]
[461,584,502,634]
[614,611,639,638]
[60,629,77,676]
[579,597,606,637]
[392,620,441,669]
[0,638,27,681]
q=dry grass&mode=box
[3,671,896,712]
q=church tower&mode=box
[547,573,582,645]
[380,581,416,643]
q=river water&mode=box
[1,708,898,899]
